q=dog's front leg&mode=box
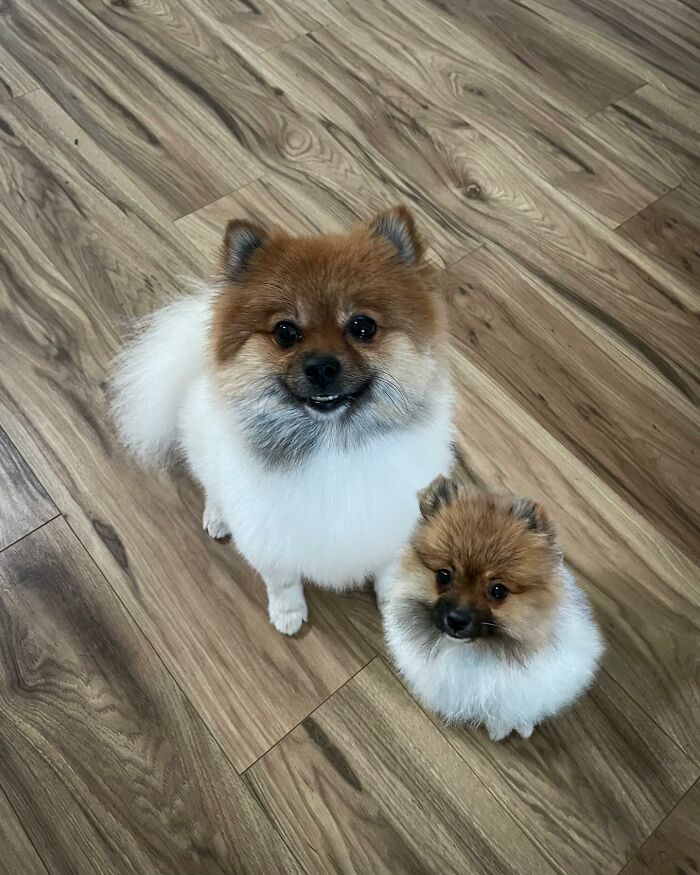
[262,570,308,635]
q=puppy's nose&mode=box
[444,607,479,639]
[305,355,341,390]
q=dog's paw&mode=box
[269,599,308,636]
[202,503,231,540]
[485,723,512,742]
[517,723,534,739]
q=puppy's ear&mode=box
[221,219,267,282]
[418,475,459,520]
[511,498,557,543]
[369,205,424,265]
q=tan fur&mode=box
[209,207,447,400]
[401,485,563,653]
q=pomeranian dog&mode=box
[378,476,604,740]
[112,206,453,634]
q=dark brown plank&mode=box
[0,786,48,875]
[445,349,700,760]
[424,0,643,115]
[448,246,700,563]
[247,658,557,875]
[0,94,373,772]
[440,671,696,875]
[620,780,700,875]
[0,516,302,875]
[0,426,56,551]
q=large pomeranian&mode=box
[112,207,453,634]
[379,476,604,740]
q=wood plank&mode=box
[523,0,700,93]
[0,516,301,875]
[448,246,700,565]
[441,671,695,875]
[0,94,373,772]
[618,186,700,286]
[0,41,37,103]
[0,786,48,875]
[0,426,56,551]
[0,0,262,217]
[264,3,670,228]
[620,780,700,875]
[444,351,700,760]
[423,0,643,115]
[247,658,557,875]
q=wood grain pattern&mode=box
[0,786,48,875]
[0,426,56,551]
[247,658,556,875]
[620,780,700,875]
[619,186,700,285]
[0,41,37,103]
[441,671,695,875]
[0,97,373,772]
[448,247,700,564]
[0,517,301,875]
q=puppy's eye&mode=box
[273,321,302,348]
[435,569,453,588]
[347,314,377,342]
[489,581,509,601]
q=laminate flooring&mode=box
[0,1,698,872]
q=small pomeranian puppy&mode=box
[112,207,453,634]
[379,476,604,740]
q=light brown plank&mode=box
[0,41,37,103]
[0,94,373,772]
[0,0,262,217]
[0,786,48,875]
[620,780,700,875]
[448,246,699,564]
[263,3,670,228]
[618,186,700,287]
[247,658,556,875]
[0,426,56,551]
[444,353,700,760]
[0,516,301,875]
[422,0,643,115]
[441,671,695,875]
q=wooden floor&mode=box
[0,0,698,872]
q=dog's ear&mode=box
[369,205,424,265]
[511,497,557,543]
[221,219,267,282]
[418,475,459,520]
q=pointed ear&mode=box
[221,219,267,282]
[369,205,424,265]
[511,498,557,543]
[418,475,459,521]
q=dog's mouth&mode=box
[287,379,373,414]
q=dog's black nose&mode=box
[443,607,481,638]
[305,355,341,390]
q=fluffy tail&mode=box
[111,291,212,464]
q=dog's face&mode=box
[209,207,447,466]
[393,477,563,655]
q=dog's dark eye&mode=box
[273,321,302,348]
[347,314,377,342]
[489,581,509,600]
[436,569,453,588]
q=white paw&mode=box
[202,504,231,540]
[486,723,512,742]
[517,723,535,739]
[269,601,308,635]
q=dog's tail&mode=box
[111,289,213,465]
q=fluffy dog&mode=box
[379,476,604,739]
[112,207,453,633]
